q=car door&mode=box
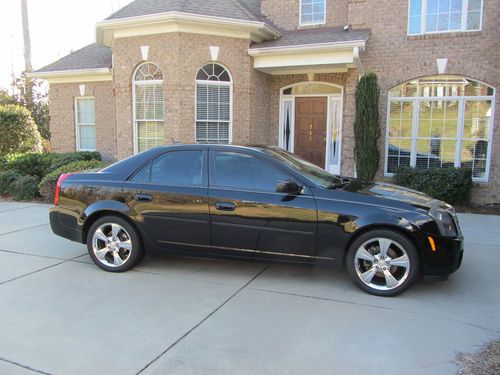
[208,149,317,260]
[123,148,210,251]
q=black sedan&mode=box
[50,145,464,296]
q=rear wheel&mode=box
[87,216,143,272]
[346,229,420,297]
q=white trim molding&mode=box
[249,41,366,75]
[96,11,281,46]
[140,45,150,61]
[27,68,112,84]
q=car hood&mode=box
[339,179,450,210]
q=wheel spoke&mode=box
[356,247,376,262]
[111,224,121,240]
[360,267,378,284]
[95,247,109,260]
[94,229,109,243]
[390,254,410,268]
[383,269,399,289]
[378,238,393,257]
[112,251,124,266]
[117,240,132,252]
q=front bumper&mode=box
[419,233,464,276]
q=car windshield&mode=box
[263,147,344,189]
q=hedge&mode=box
[8,175,39,201]
[394,167,473,205]
[0,170,21,196]
[1,151,102,180]
[38,159,107,200]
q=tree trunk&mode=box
[21,0,34,108]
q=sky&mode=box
[0,0,135,91]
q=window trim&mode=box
[407,0,484,36]
[132,62,165,154]
[384,80,495,182]
[195,62,233,145]
[299,0,327,27]
[74,96,96,152]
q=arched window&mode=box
[195,63,232,144]
[386,75,495,181]
[133,62,164,153]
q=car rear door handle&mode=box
[133,193,153,202]
[215,202,236,211]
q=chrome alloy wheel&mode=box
[354,237,411,291]
[92,223,133,268]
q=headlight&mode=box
[429,207,457,237]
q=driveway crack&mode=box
[0,356,53,375]
[136,264,271,374]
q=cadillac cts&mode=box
[50,145,464,296]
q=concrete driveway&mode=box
[0,202,498,375]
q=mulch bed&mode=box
[455,205,500,215]
[457,340,500,375]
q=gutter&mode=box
[248,40,367,56]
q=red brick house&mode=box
[31,0,500,204]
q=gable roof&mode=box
[106,0,263,22]
[35,44,112,73]
[250,27,370,50]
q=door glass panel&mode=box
[213,152,290,192]
[329,99,340,166]
[150,151,204,186]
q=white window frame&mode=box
[299,0,327,27]
[75,96,96,152]
[132,62,165,154]
[384,81,495,182]
[407,0,483,35]
[195,63,233,145]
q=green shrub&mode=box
[38,160,107,199]
[5,152,53,179]
[1,151,102,179]
[354,73,381,181]
[0,104,42,154]
[394,167,473,205]
[8,175,39,201]
[49,151,102,171]
[0,169,21,196]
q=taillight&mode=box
[54,173,72,206]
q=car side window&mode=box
[213,151,291,192]
[132,150,204,186]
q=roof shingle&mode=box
[106,0,263,22]
[250,27,370,49]
[36,44,112,73]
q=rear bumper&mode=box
[420,234,464,276]
[49,208,84,243]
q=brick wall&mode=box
[48,81,116,162]
[350,0,500,204]
[261,0,348,30]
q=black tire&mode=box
[345,228,420,297]
[86,215,144,272]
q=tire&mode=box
[86,215,144,272]
[345,228,420,297]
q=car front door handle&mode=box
[133,193,153,202]
[215,202,236,211]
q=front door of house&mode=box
[294,97,328,168]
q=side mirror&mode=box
[276,180,303,195]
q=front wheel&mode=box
[346,229,420,297]
[87,216,144,272]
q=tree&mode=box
[0,104,42,154]
[21,0,33,106]
[353,73,381,181]
[0,76,50,141]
